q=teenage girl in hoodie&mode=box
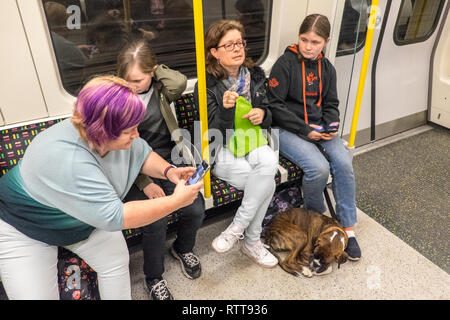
[267,14,361,260]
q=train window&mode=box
[394,0,445,45]
[336,0,372,57]
[41,0,272,96]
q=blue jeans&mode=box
[278,128,357,228]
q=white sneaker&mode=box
[212,223,244,253]
[241,240,278,268]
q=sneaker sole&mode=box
[347,256,361,261]
[241,245,278,269]
[170,246,201,280]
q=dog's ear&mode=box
[335,251,348,268]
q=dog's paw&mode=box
[300,267,314,278]
[313,264,333,276]
[293,271,303,277]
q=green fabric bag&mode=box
[227,96,268,158]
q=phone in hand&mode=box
[186,161,211,185]
[313,122,339,134]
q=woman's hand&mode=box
[143,183,166,199]
[242,108,265,125]
[223,91,239,109]
[166,166,196,184]
[171,179,204,208]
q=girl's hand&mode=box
[242,108,265,125]
[308,124,323,140]
[143,183,166,199]
[307,130,323,141]
[320,131,337,140]
[166,167,196,184]
[223,91,239,109]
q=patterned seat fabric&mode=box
[279,155,304,182]
[0,120,63,176]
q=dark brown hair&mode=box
[299,14,331,40]
[117,40,157,79]
[205,20,254,79]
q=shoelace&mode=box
[222,229,244,243]
[249,242,271,259]
[150,279,171,300]
[181,252,200,267]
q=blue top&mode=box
[0,119,151,246]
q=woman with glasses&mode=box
[194,20,278,268]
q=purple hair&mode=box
[73,76,145,147]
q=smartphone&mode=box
[313,123,339,134]
[186,160,211,185]
[325,122,339,133]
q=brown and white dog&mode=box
[264,207,348,277]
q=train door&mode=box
[334,0,448,147]
[429,2,450,128]
[373,0,447,141]
[334,0,376,146]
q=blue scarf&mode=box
[222,67,252,103]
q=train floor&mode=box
[129,205,449,300]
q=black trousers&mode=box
[124,178,205,279]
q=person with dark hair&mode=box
[118,40,205,300]
[0,76,202,300]
[267,14,361,261]
[194,20,278,268]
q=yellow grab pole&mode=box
[123,0,131,32]
[192,0,211,198]
[348,0,379,148]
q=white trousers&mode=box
[0,218,131,300]
[213,145,278,243]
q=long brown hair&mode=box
[205,20,254,79]
[299,14,331,40]
[117,40,157,79]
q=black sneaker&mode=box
[345,237,362,261]
[170,245,202,279]
[144,278,173,300]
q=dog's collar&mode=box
[322,226,348,246]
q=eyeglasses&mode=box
[216,40,247,52]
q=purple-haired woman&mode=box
[0,76,203,300]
